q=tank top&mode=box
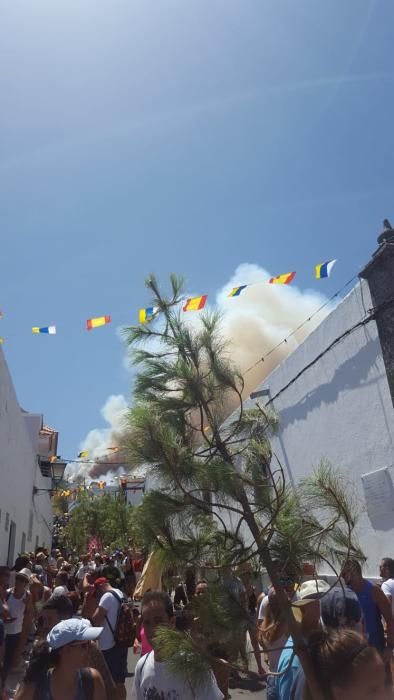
[6,590,26,634]
[356,580,385,649]
[33,668,93,700]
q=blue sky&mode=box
[1,0,393,461]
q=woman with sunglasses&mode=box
[15,618,105,700]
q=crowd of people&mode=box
[1,548,394,699]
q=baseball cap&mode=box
[93,576,108,590]
[320,586,362,629]
[47,617,103,650]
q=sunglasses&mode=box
[279,578,294,586]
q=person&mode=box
[342,559,394,660]
[259,588,290,700]
[290,584,364,700]
[36,595,116,696]
[76,555,94,591]
[122,550,136,598]
[29,575,51,624]
[305,628,387,700]
[91,577,128,700]
[15,617,105,700]
[276,579,330,700]
[0,567,12,681]
[101,559,124,590]
[1,569,34,691]
[37,596,74,638]
[52,571,70,598]
[380,558,394,616]
[258,573,298,624]
[33,552,48,586]
[131,590,223,699]
[173,578,188,609]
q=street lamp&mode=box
[33,460,67,495]
[50,460,67,486]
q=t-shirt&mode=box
[382,578,394,616]
[131,651,224,700]
[258,595,269,621]
[98,588,124,651]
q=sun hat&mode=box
[295,579,330,602]
[320,586,362,629]
[47,617,103,650]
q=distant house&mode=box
[0,352,57,565]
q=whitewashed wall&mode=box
[247,279,394,578]
[0,350,53,565]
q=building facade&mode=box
[246,228,394,577]
[0,349,56,566]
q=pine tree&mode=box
[123,274,363,698]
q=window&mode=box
[5,513,9,532]
[21,532,26,554]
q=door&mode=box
[7,521,16,568]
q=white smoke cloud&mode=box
[65,394,128,482]
[215,263,330,399]
[68,264,332,481]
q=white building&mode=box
[244,225,394,577]
[0,349,56,566]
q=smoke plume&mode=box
[66,264,331,482]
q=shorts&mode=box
[102,643,128,684]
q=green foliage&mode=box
[152,628,212,689]
[63,492,138,552]
[122,274,363,692]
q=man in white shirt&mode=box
[76,554,94,591]
[131,590,223,700]
[380,557,394,615]
[92,576,128,700]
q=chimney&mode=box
[359,220,394,407]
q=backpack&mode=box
[105,590,135,647]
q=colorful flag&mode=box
[78,450,89,459]
[183,295,208,312]
[0,338,4,345]
[268,272,296,285]
[315,259,337,279]
[32,326,56,334]
[86,316,111,331]
[139,307,157,324]
[228,285,247,297]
